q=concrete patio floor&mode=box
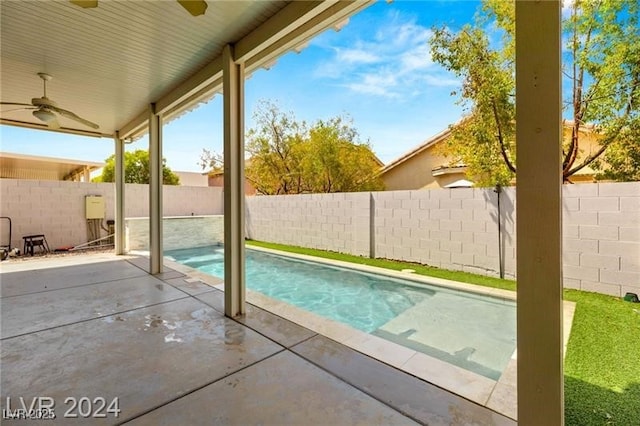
[1,254,515,425]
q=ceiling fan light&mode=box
[33,109,57,123]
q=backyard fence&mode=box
[1,178,637,298]
[246,182,640,297]
[0,179,223,251]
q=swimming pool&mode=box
[166,245,516,380]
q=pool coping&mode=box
[160,247,576,421]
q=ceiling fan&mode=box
[0,73,100,130]
[70,0,208,17]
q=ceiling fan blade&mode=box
[1,106,36,113]
[50,106,100,129]
[70,0,98,8]
[0,102,34,107]
[177,0,207,16]
[48,117,61,130]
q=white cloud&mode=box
[336,48,381,64]
[343,72,399,97]
[422,74,459,87]
[314,11,455,98]
[399,43,433,73]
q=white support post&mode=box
[222,44,246,317]
[114,132,125,255]
[149,104,163,274]
[515,1,563,425]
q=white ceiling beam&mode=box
[244,1,373,75]
[117,109,148,140]
[155,56,223,116]
[161,84,220,124]
[234,1,332,62]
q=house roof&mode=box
[380,118,600,177]
[0,1,371,140]
[379,126,454,175]
[0,151,104,181]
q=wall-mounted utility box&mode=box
[85,196,105,219]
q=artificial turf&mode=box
[563,290,640,425]
[246,239,640,425]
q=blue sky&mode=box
[0,0,481,173]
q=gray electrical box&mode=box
[85,196,105,219]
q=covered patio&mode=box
[1,1,565,424]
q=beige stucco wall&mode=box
[381,145,459,190]
[208,174,257,195]
[174,171,209,187]
[564,126,602,182]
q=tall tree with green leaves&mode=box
[98,149,180,185]
[302,117,385,193]
[199,100,384,194]
[430,0,639,185]
[244,101,308,194]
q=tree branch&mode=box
[566,68,639,178]
[566,142,608,176]
[491,101,517,173]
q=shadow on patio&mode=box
[1,254,514,425]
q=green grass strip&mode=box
[246,239,640,425]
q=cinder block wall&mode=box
[0,179,223,251]
[370,187,517,278]
[246,182,639,297]
[246,192,371,256]
[2,179,637,296]
[562,182,639,296]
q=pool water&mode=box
[166,245,516,380]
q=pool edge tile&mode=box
[247,291,362,343]
[401,352,497,406]
[486,381,517,420]
[344,332,416,369]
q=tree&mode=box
[244,101,308,194]
[430,0,639,185]
[99,149,180,185]
[302,117,385,192]
[197,148,223,173]
[199,100,384,194]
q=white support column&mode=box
[222,44,246,317]
[83,167,91,183]
[515,1,563,425]
[149,104,163,274]
[114,132,126,255]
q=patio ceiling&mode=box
[0,0,371,140]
